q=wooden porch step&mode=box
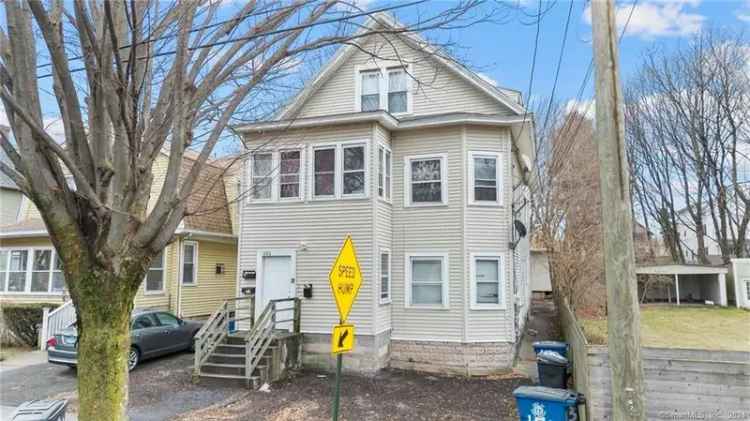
[198,372,259,381]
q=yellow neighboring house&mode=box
[0,152,240,320]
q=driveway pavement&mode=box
[0,351,241,421]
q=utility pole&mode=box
[590,1,647,420]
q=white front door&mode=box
[258,252,296,330]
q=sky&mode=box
[0,0,747,154]
[387,0,749,118]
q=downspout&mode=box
[176,236,182,317]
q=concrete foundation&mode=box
[301,329,391,374]
[390,340,515,376]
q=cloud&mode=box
[737,0,750,22]
[477,73,498,86]
[564,98,595,120]
[583,0,705,39]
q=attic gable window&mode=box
[360,70,381,112]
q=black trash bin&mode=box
[537,350,569,389]
[12,400,67,421]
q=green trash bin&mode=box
[12,400,67,421]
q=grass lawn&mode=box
[0,345,31,361]
[579,305,750,351]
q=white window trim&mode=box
[469,252,506,310]
[379,247,392,305]
[0,247,65,295]
[404,252,450,309]
[354,64,413,115]
[378,144,393,203]
[180,241,199,286]
[247,148,305,204]
[468,151,503,206]
[143,250,166,295]
[404,153,448,207]
[310,140,369,201]
[744,279,750,302]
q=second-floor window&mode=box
[314,147,336,197]
[252,152,273,200]
[406,154,447,206]
[343,145,365,196]
[280,151,301,199]
[378,145,392,201]
[469,151,502,205]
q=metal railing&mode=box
[39,300,76,350]
[193,296,254,373]
[244,298,301,380]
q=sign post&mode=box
[328,235,362,421]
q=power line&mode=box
[541,0,573,132]
[519,0,543,135]
[36,2,317,69]
[38,0,427,79]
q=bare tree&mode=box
[625,30,749,264]
[0,1,488,418]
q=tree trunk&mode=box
[72,269,140,421]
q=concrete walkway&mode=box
[514,298,563,381]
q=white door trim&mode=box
[255,249,297,316]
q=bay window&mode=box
[280,150,301,199]
[251,152,273,200]
[380,249,391,303]
[470,253,505,309]
[406,253,449,307]
[406,154,447,206]
[469,151,502,205]
[0,248,66,294]
[378,145,392,201]
[314,147,336,197]
[343,145,365,196]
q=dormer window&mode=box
[360,70,381,112]
[357,65,411,114]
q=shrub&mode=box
[2,303,59,347]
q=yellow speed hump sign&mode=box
[329,235,363,322]
[331,324,354,354]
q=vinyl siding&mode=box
[297,34,514,119]
[239,124,376,334]
[178,238,237,317]
[464,126,514,342]
[373,123,392,334]
[0,189,22,226]
[390,126,465,341]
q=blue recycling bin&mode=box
[532,340,568,358]
[227,311,237,333]
[513,386,581,421]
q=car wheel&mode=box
[189,331,198,353]
[127,347,140,372]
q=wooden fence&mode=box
[560,300,750,420]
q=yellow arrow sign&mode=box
[331,324,354,354]
[329,234,362,322]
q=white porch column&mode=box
[675,274,680,305]
[718,273,727,306]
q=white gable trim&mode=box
[276,12,525,120]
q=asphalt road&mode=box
[0,351,247,421]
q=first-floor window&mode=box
[407,254,448,307]
[145,250,165,293]
[471,254,504,308]
[7,250,28,292]
[252,152,273,200]
[182,242,198,285]
[380,250,391,303]
[0,249,66,293]
[314,147,336,197]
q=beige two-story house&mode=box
[234,12,536,375]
